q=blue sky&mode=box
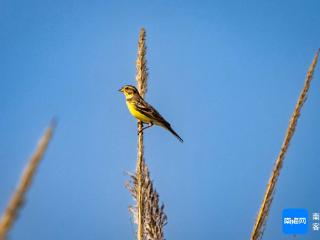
[0,0,319,239]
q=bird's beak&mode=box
[118,88,123,92]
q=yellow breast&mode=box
[126,101,152,123]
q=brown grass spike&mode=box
[127,160,167,240]
[126,27,167,240]
[250,49,319,240]
[0,122,55,240]
[136,28,148,98]
[135,27,148,240]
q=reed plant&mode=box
[0,122,55,240]
[250,49,319,240]
[126,28,167,240]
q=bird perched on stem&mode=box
[119,85,183,143]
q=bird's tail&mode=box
[163,123,183,143]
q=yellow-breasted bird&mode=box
[119,85,183,143]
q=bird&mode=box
[119,85,183,143]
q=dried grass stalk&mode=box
[142,163,167,240]
[136,27,148,240]
[126,161,167,240]
[136,28,148,98]
[126,28,167,240]
[0,122,55,240]
[250,49,320,240]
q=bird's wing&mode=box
[135,97,168,125]
[135,96,184,142]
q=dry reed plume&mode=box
[250,49,320,240]
[127,161,167,240]
[136,27,148,240]
[126,28,167,240]
[0,122,55,240]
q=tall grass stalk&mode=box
[250,49,319,240]
[0,122,55,240]
[126,28,167,240]
[136,27,148,240]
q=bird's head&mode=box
[119,85,139,99]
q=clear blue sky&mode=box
[1,0,319,239]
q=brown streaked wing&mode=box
[135,98,168,125]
